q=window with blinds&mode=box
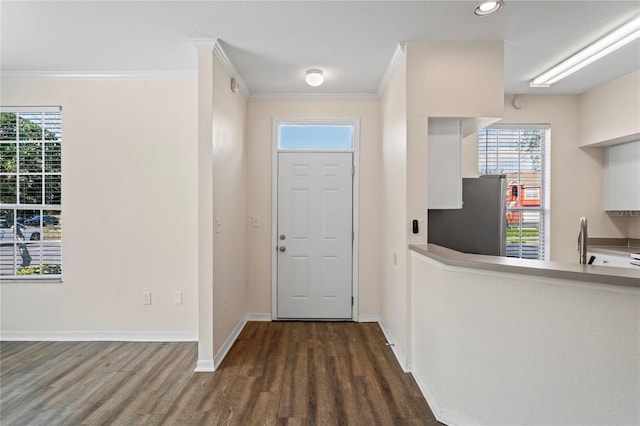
[0,107,62,279]
[479,126,549,260]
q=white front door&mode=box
[277,152,353,319]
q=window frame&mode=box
[478,124,551,261]
[1,106,62,281]
[276,119,356,152]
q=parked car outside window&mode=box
[24,215,59,226]
[0,220,41,241]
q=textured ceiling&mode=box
[1,1,639,96]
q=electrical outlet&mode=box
[215,217,222,233]
[142,291,152,305]
[172,290,183,305]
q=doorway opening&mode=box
[271,119,360,320]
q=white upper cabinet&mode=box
[604,140,640,211]
[428,118,462,209]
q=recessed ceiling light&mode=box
[305,69,324,87]
[474,1,503,16]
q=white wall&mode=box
[411,252,640,425]
[0,78,198,335]
[245,98,382,318]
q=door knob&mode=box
[279,246,286,252]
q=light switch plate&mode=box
[172,290,183,305]
[142,291,152,305]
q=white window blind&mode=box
[0,107,62,279]
[479,126,549,260]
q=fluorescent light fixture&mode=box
[474,1,503,16]
[305,69,324,87]
[531,15,640,87]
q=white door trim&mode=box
[271,117,360,321]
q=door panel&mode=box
[277,152,353,319]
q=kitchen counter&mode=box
[409,243,640,289]
[587,237,640,256]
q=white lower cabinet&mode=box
[587,252,632,269]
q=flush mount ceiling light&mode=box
[531,15,640,87]
[474,1,503,16]
[305,69,324,87]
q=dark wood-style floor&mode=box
[1,321,440,425]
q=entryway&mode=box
[272,120,359,320]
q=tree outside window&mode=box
[0,109,62,278]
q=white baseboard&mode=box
[377,318,410,373]
[210,313,273,371]
[194,359,214,372]
[410,366,443,420]
[438,408,481,426]
[213,317,248,369]
[357,314,380,322]
[245,313,272,321]
[410,357,481,426]
[0,331,198,342]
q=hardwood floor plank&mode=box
[244,391,279,426]
[0,322,439,425]
[159,372,215,425]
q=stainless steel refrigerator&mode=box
[428,175,507,256]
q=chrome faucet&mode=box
[578,217,588,264]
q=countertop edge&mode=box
[588,246,639,256]
[409,244,640,289]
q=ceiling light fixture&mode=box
[474,1,503,16]
[530,15,640,87]
[305,69,324,87]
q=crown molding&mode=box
[191,38,250,96]
[250,92,379,100]
[377,43,406,97]
[190,38,217,51]
[212,40,251,97]
[0,70,196,81]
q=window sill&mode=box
[0,276,62,284]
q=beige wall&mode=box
[379,55,409,362]
[196,48,215,365]
[504,95,627,261]
[579,70,640,238]
[211,55,248,355]
[377,42,504,367]
[630,219,640,239]
[463,95,629,262]
[0,78,199,334]
[405,42,504,247]
[580,70,640,147]
[245,97,382,318]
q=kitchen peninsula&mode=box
[408,243,639,425]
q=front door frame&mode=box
[271,117,360,321]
